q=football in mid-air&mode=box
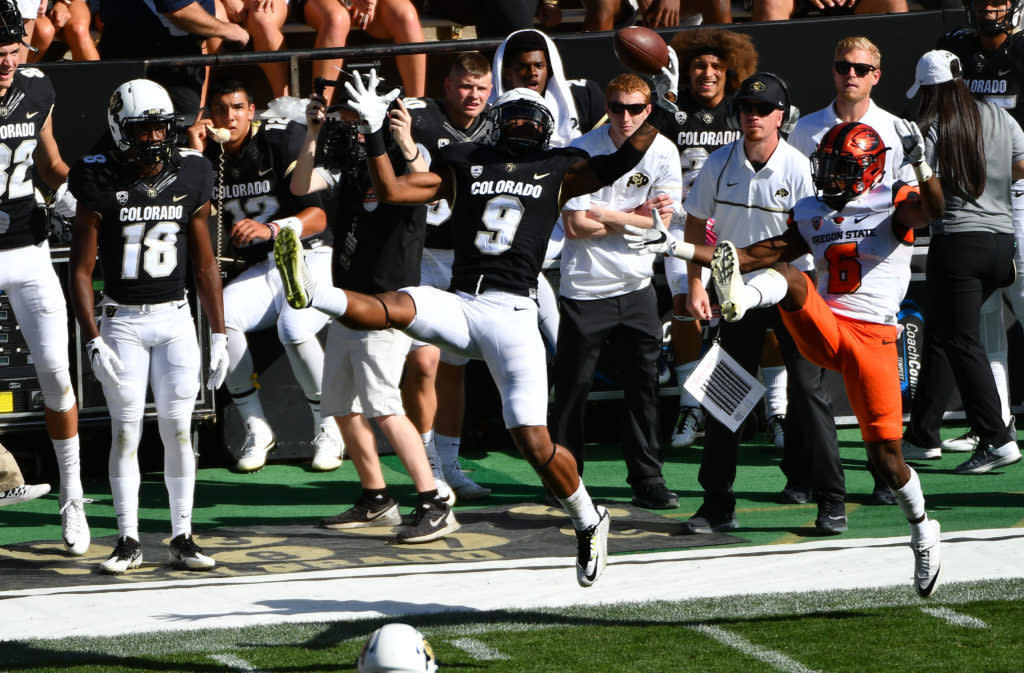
[613,26,670,74]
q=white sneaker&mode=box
[910,518,941,598]
[940,431,978,453]
[99,536,143,574]
[236,418,276,473]
[168,533,216,570]
[711,241,750,322]
[443,459,491,500]
[954,439,1022,475]
[901,438,941,460]
[59,497,90,556]
[576,505,610,588]
[670,407,704,448]
[310,425,344,472]
[767,414,785,450]
[0,482,50,507]
[275,227,316,310]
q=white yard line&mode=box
[919,607,989,629]
[2,528,1022,642]
[449,637,510,660]
[207,653,266,672]
[689,624,823,673]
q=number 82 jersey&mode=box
[69,148,215,304]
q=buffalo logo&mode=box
[116,191,128,205]
[628,172,650,188]
[775,187,789,198]
[438,138,450,148]
[675,111,687,124]
[749,81,766,92]
[109,90,123,115]
[471,165,483,178]
[812,216,823,230]
[850,128,881,153]
[505,162,516,173]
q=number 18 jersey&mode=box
[69,149,214,304]
[789,181,918,326]
[435,142,588,295]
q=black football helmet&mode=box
[0,0,25,46]
[965,0,1023,35]
[487,87,554,154]
[810,122,888,210]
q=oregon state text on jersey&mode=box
[435,141,588,295]
[405,96,491,251]
[790,181,919,326]
[0,68,55,250]
[939,28,1024,122]
[69,148,214,304]
[204,117,328,264]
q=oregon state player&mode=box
[0,0,87,555]
[69,79,227,574]
[190,79,334,474]
[274,69,680,588]
[624,121,944,598]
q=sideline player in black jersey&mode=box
[275,68,680,587]
[0,0,89,555]
[397,52,494,502]
[68,79,227,574]
[187,80,335,474]
[931,0,1024,466]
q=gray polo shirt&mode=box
[926,99,1024,235]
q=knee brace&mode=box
[38,368,75,412]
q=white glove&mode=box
[53,181,77,219]
[623,210,695,260]
[893,118,925,167]
[207,332,228,390]
[650,47,679,115]
[343,69,401,134]
[680,147,708,200]
[86,336,124,389]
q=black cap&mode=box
[736,73,787,110]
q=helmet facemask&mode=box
[966,0,1023,36]
[812,122,887,211]
[488,98,553,154]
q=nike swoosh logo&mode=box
[1013,191,1024,198]
[998,69,1013,76]
[428,513,447,527]
[533,172,550,179]
[826,515,845,522]
[882,339,896,345]
[854,215,869,223]
[173,194,187,202]
[259,168,274,176]
[25,111,38,118]
[726,181,738,187]
[513,306,528,311]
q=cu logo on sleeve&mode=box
[627,172,650,188]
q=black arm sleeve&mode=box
[587,140,646,186]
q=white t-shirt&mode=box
[788,99,917,188]
[685,136,814,271]
[560,127,682,299]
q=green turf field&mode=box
[5,579,1023,672]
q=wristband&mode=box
[404,148,421,163]
[364,129,387,158]
[912,161,933,184]
[265,221,280,239]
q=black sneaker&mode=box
[871,484,897,506]
[631,483,679,510]
[815,497,848,534]
[679,506,738,534]
[168,534,216,570]
[778,486,811,505]
[99,536,143,574]
[395,500,460,543]
[322,495,401,530]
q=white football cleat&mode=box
[711,241,750,322]
[99,536,143,574]
[59,497,90,556]
[0,482,50,507]
[311,423,344,472]
[275,227,316,310]
[910,518,941,598]
[236,418,276,473]
[576,505,610,588]
[169,533,216,570]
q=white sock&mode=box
[166,476,194,538]
[746,268,789,308]
[312,285,349,318]
[422,430,447,483]
[675,362,700,408]
[894,467,927,523]
[435,433,461,468]
[233,389,267,427]
[52,436,82,502]
[559,482,600,529]
[109,475,140,541]
[760,365,788,418]
[989,355,1013,427]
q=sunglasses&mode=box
[834,60,878,77]
[738,101,778,117]
[608,101,648,115]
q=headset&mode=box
[725,72,801,137]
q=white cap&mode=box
[906,49,963,98]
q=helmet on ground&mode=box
[487,87,554,153]
[107,79,177,164]
[357,623,438,673]
[811,122,887,210]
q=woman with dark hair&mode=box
[901,49,1024,474]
